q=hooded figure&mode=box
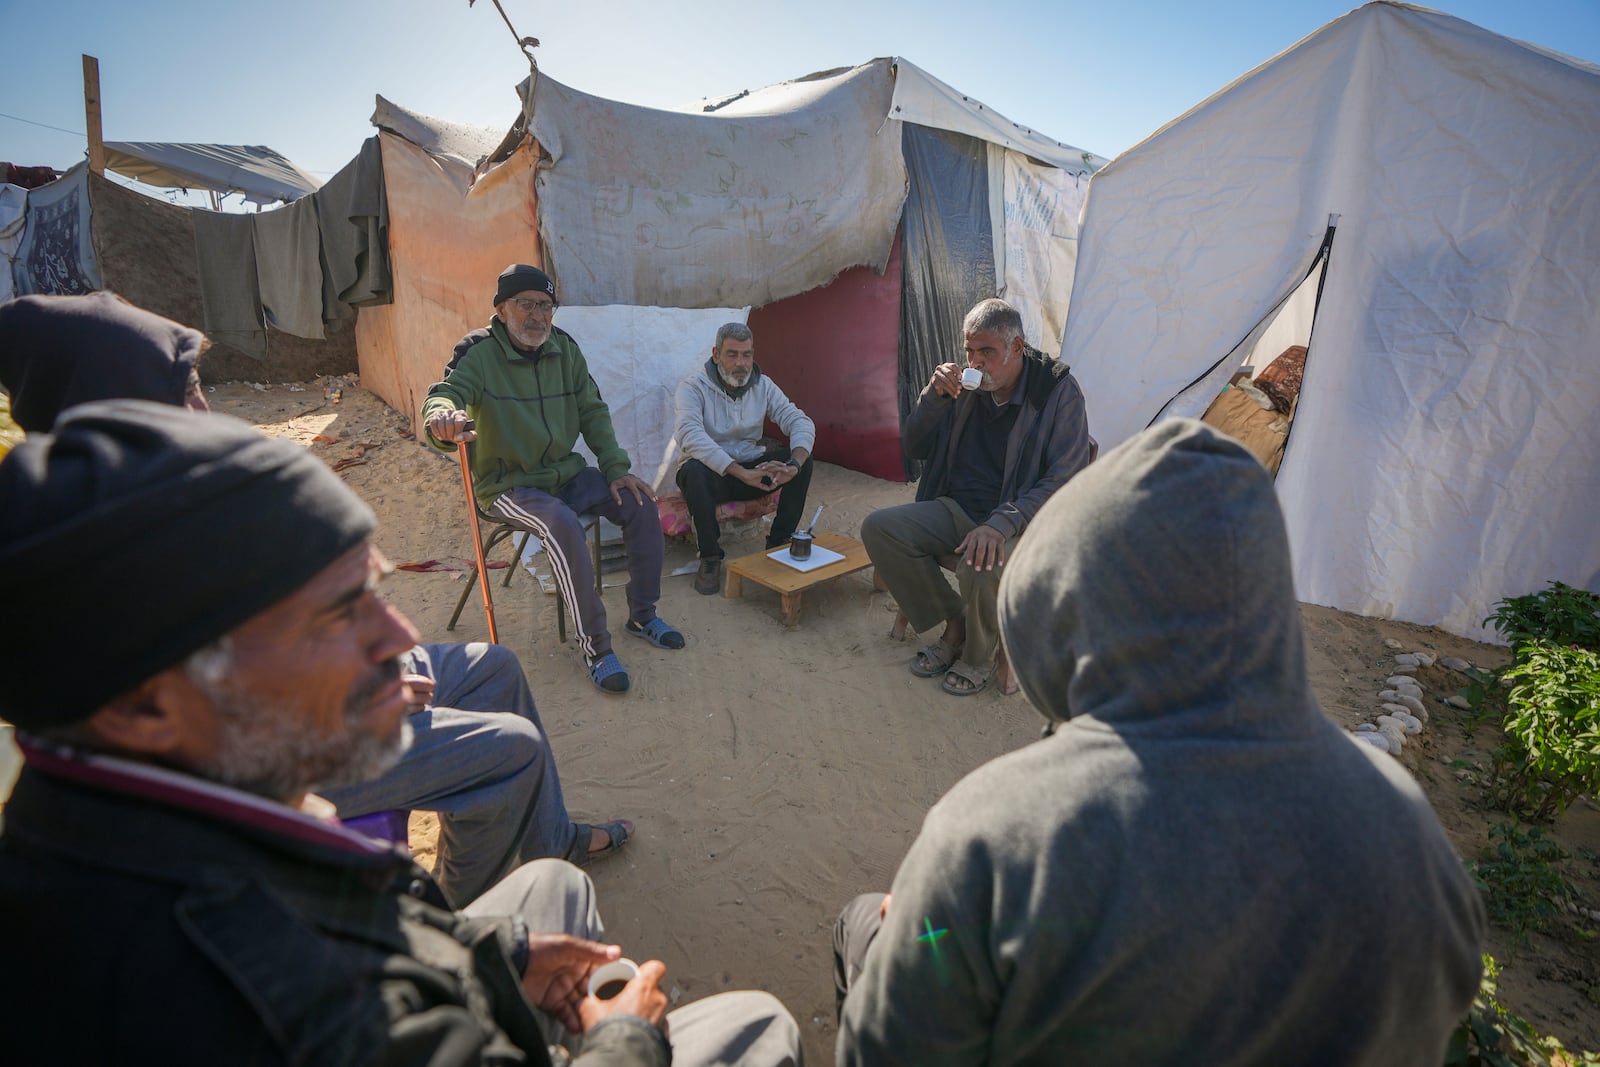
[0,292,206,432]
[836,419,1485,1066]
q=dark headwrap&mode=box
[0,292,203,432]
[0,400,377,729]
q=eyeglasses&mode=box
[509,297,557,315]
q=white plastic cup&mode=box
[588,958,640,1000]
[960,367,983,391]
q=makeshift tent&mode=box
[356,58,1105,484]
[1059,1,1600,640]
[102,142,321,205]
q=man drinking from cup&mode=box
[862,298,1094,696]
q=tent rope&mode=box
[470,0,540,67]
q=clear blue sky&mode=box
[4,0,1598,183]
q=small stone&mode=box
[1413,652,1436,668]
[1383,638,1403,650]
[1445,695,1472,710]
[1393,694,1425,715]
[1394,653,1422,667]
[1440,656,1472,672]
[1353,732,1391,752]
[1385,675,1418,688]
[1355,723,1378,732]
[1389,663,1418,675]
[1380,702,1412,718]
[1394,711,1422,735]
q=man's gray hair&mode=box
[714,322,753,351]
[963,299,1025,345]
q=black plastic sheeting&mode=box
[897,124,997,480]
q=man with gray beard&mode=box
[673,321,816,595]
[0,402,801,1067]
[424,265,683,695]
[0,290,633,906]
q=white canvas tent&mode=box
[1060,1,1600,641]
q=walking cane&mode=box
[456,419,500,644]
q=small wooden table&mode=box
[724,532,873,626]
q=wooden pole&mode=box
[82,54,106,175]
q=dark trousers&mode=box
[676,447,813,559]
[833,892,887,1021]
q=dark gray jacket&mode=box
[839,419,1485,1066]
[904,345,1092,539]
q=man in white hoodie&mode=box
[673,323,816,595]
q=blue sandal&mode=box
[568,819,633,868]
[626,616,685,650]
[588,652,631,693]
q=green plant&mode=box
[1470,822,1577,946]
[1459,665,1510,741]
[1446,955,1600,1066]
[1485,581,1600,650]
[1487,642,1600,821]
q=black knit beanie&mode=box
[0,291,204,433]
[493,264,556,307]
[0,400,378,729]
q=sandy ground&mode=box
[216,377,1599,1063]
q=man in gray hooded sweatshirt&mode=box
[833,418,1485,1065]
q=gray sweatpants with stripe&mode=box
[490,466,666,664]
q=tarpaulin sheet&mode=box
[748,231,906,481]
[370,96,511,172]
[524,60,906,309]
[0,183,26,303]
[1061,2,1600,639]
[103,141,320,205]
[555,305,748,491]
[356,132,538,431]
[888,57,1107,176]
[898,124,995,478]
[12,164,101,297]
[1000,149,1089,358]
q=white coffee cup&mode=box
[960,367,983,391]
[588,958,640,1000]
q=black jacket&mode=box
[0,758,664,1067]
[906,345,1094,539]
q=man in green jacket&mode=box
[423,265,683,694]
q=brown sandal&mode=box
[910,640,961,678]
[941,660,993,696]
